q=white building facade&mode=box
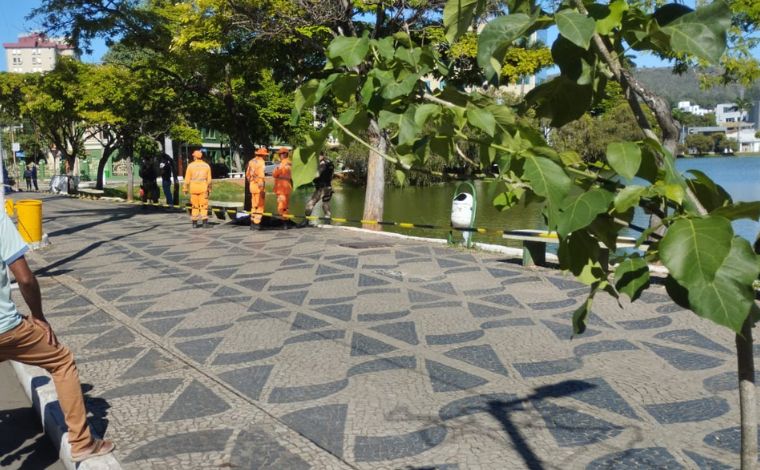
[3,33,77,74]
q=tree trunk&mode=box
[95,147,115,190]
[363,120,387,230]
[737,317,757,469]
[124,140,134,202]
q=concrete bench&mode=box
[502,229,646,267]
[228,172,244,179]
[186,200,244,220]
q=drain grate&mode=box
[339,241,394,249]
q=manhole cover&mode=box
[339,242,393,249]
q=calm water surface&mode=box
[276,155,760,245]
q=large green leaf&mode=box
[711,201,760,221]
[606,142,641,180]
[291,147,319,189]
[523,155,572,207]
[524,76,593,127]
[332,73,359,102]
[685,169,732,212]
[593,0,628,35]
[466,105,496,136]
[381,73,420,100]
[477,14,534,79]
[555,9,596,50]
[557,188,614,237]
[558,230,605,284]
[661,0,730,63]
[687,236,760,333]
[572,295,593,335]
[327,36,370,68]
[614,256,650,302]
[414,104,441,127]
[659,216,733,284]
[614,185,647,213]
[444,0,485,43]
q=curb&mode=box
[10,361,122,470]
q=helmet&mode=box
[191,150,202,159]
[255,148,269,157]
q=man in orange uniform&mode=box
[246,147,267,231]
[183,150,212,228]
[272,147,292,227]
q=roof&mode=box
[3,33,75,51]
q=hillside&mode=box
[632,67,760,108]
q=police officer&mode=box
[299,152,334,227]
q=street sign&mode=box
[11,143,20,152]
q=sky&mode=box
[0,1,755,72]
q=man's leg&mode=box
[190,193,201,224]
[0,319,93,454]
[200,193,209,221]
[321,187,333,219]
[163,181,174,206]
[252,190,264,225]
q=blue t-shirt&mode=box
[0,213,28,334]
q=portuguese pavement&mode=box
[8,193,758,469]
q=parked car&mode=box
[264,161,276,176]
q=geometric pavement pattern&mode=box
[11,193,758,469]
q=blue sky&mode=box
[0,1,754,72]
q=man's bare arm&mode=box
[8,256,57,346]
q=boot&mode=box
[192,220,198,229]
[202,219,210,229]
[296,219,309,228]
[250,223,260,231]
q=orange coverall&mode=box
[184,160,212,221]
[246,156,266,225]
[272,156,292,217]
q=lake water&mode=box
[277,156,760,246]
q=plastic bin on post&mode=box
[15,199,43,243]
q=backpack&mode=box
[24,169,32,178]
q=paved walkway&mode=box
[8,193,756,469]
[0,361,66,470]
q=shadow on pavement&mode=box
[0,407,60,469]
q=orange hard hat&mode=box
[191,150,202,159]
[255,148,268,157]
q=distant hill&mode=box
[632,67,760,108]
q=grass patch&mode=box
[102,180,250,203]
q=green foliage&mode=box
[291,0,760,339]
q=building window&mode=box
[32,57,41,65]
[12,49,20,55]
[12,57,22,65]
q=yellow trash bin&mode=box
[4,199,13,217]
[15,200,43,243]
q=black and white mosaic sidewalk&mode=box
[11,194,756,469]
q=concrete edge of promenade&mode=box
[9,361,122,470]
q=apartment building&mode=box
[3,33,77,74]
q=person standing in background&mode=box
[272,147,292,226]
[159,154,175,206]
[183,150,212,228]
[30,161,39,191]
[246,148,267,231]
